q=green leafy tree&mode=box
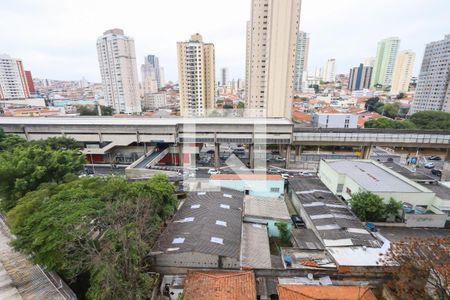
[409,111,450,130]
[275,221,290,243]
[349,191,386,222]
[32,136,82,150]
[397,92,405,99]
[100,105,114,116]
[0,144,85,211]
[237,102,245,109]
[365,97,381,111]
[364,118,416,129]
[384,197,403,218]
[377,102,400,119]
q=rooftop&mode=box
[326,160,420,192]
[281,248,336,269]
[382,161,435,183]
[241,223,271,269]
[152,189,244,259]
[244,196,290,220]
[278,285,377,300]
[291,228,324,250]
[182,271,256,300]
[288,178,381,248]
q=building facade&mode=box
[141,92,167,111]
[312,113,358,129]
[245,0,301,118]
[322,58,336,83]
[221,67,229,86]
[96,29,141,114]
[294,31,310,91]
[370,37,400,90]
[348,64,373,91]
[177,33,215,117]
[0,54,30,100]
[391,50,415,94]
[141,55,160,95]
[410,35,450,114]
[24,71,35,94]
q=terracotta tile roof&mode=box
[357,112,385,127]
[347,107,365,113]
[210,174,283,181]
[316,107,340,114]
[183,271,256,300]
[278,285,377,300]
[292,112,312,123]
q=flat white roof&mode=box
[326,160,420,193]
[0,116,292,126]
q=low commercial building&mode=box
[209,174,284,198]
[182,271,256,300]
[243,195,291,237]
[319,160,447,227]
[151,189,244,269]
[142,92,167,111]
[311,113,358,128]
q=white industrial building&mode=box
[311,113,358,128]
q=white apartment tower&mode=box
[410,35,450,114]
[294,31,310,91]
[97,29,141,114]
[322,58,336,82]
[391,50,415,94]
[245,0,301,118]
[221,67,229,86]
[0,54,30,100]
[141,55,159,94]
[177,33,215,117]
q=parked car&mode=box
[281,173,290,179]
[291,215,306,228]
[206,149,215,154]
[431,169,442,177]
[428,156,442,161]
[268,168,280,174]
[424,162,435,169]
[275,156,286,162]
[207,168,221,175]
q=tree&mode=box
[397,92,405,99]
[237,102,245,109]
[365,97,381,111]
[32,136,82,150]
[409,111,450,130]
[381,237,450,300]
[0,133,27,150]
[275,221,290,243]
[349,191,386,222]
[364,118,416,129]
[384,197,403,219]
[377,102,400,119]
[101,105,114,116]
[0,143,85,211]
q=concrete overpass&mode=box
[1,117,449,167]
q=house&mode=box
[182,271,256,300]
[243,195,291,237]
[151,189,244,269]
[277,284,377,300]
[209,174,284,197]
[240,223,272,269]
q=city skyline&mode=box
[1,0,449,82]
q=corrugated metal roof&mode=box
[153,188,244,259]
[244,196,290,220]
[241,223,271,269]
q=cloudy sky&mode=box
[1,0,449,82]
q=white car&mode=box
[281,173,290,179]
[424,162,435,169]
[208,168,221,175]
[275,156,286,162]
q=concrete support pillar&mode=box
[178,144,183,166]
[249,144,255,169]
[278,144,282,153]
[294,145,302,162]
[445,148,450,162]
[214,143,220,168]
[285,145,291,169]
[362,145,372,159]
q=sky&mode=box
[1,0,449,83]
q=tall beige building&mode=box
[177,33,215,117]
[96,29,141,114]
[245,0,301,118]
[391,50,415,94]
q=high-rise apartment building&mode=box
[294,31,310,91]
[0,54,30,100]
[177,33,215,117]
[96,29,141,113]
[410,35,450,114]
[364,57,375,67]
[221,68,229,86]
[159,67,166,87]
[348,64,373,91]
[391,50,415,94]
[245,0,301,118]
[322,58,336,82]
[24,71,35,94]
[141,56,159,95]
[370,37,400,89]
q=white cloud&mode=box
[1,0,448,81]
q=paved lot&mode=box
[379,227,450,243]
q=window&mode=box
[215,220,227,227]
[220,204,230,209]
[270,187,280,192]
[172,237,185,244]
[211,237,223,244]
